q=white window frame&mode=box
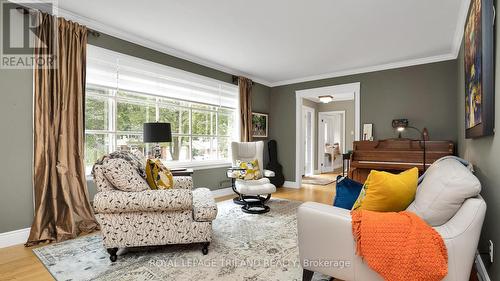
[84,47,240,173]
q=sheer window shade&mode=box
[86,45,238,108]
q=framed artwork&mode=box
[464,0,495,138]
[362,123,373,141]
[252,112,268,138]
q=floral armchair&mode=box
[92,162,218,261]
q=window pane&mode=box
[192,137,216,160]
[85,133,109,167]
[218,137,230,159]
[160,136,190,161]
[217,113,233,136]
[85,97,108,131]
[116,134,145,154]
[117,101,156,131]
[159,106,189,134]
[192,110,215,135]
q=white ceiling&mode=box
[51,0,468,86]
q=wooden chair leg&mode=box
[303,268,314,281]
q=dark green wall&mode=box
[270,60,458,181]
[456,9,500,278]
[0,10,35,233]
[0,67,34,233]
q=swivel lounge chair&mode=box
[229,141,276,214]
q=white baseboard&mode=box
[476,252,491,281]
[0,227,30,248]
[283,181,300,189]
[313,170,320,175]
[211,187,234,198]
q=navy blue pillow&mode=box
[333,176,363,210]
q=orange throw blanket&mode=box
[351,210,448,281]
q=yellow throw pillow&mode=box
[233,159,262,180]
[145,159,174,190]
[352,167,418,212]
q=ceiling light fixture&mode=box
[319,95,334,103]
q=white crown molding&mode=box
[12,0,467,88]
[452,0,471,58]
[269,52,457,87]
[0,227,30,248]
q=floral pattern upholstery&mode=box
[93,165,115,192]
[92,155,217,251]
[173,176,193,190]
[192,188,218,222]
[93,150,147,178]
[102,158,150,192]
[96,211,213,248]
[93,189,193,213]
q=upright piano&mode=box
[348,139,454,183]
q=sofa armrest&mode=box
[432,196,486,281]
[297,202,357,280]
[192,188,218,222]
[173,176,193,190]
[93,189,192,214]
[264,169,275,177]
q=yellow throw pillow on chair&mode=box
[234,159,262,180]
[352,167,418,212]
[145,159,174,190]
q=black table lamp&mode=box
[143,122,172,159]
[392,119,429,172]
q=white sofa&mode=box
[298,157,486,281]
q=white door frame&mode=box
[294,82,360,188]
[301,105,315,177]
[318,110,346,173]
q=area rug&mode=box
[302,176,336,185]
[33,199,331,281]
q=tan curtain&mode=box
[26,13,98,246]
[239,77,253,142]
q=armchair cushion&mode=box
[93,189,192,214]
[235,178,276,195]
[407,158,481,226]
[102,158,150,192]
[192,188,218,222]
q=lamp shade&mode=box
[392,119,408,131]
[143,122,172,143]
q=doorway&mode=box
[302,105,315,177]
[318,111,345,173]
[294,82,361,188]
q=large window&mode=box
[84,46,239,172]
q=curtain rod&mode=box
[231,75,255,85]
[15,6,101,37]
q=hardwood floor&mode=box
[0,175,337,281]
